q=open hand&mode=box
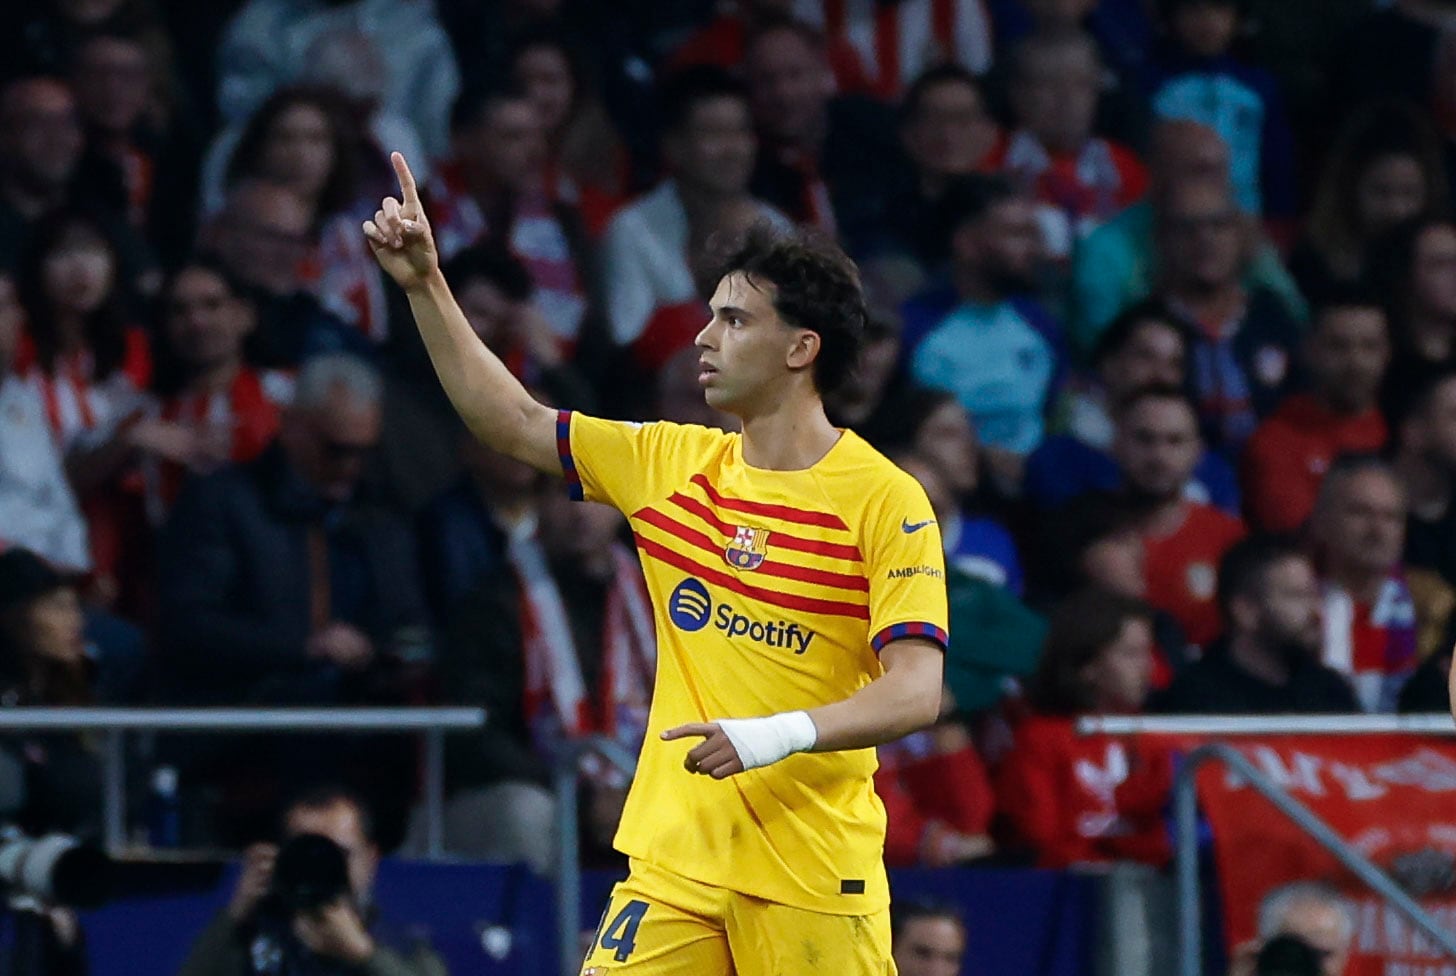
[661,723,745,779]
[363,152,439,292]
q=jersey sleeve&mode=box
[864,473,950,654]
[558,410,722,515]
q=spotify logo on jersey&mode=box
[668,578,713,632]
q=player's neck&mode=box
[738,397,841,472]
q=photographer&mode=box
[1229,882,1353,976]
[178,787,446,976]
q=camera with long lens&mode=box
[248,834,355,975]
[0,829,112,908]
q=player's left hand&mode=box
[661,723,745,779]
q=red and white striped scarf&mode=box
[514,536,656,779]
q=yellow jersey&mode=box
[559,411,949,914]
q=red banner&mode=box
[1192,735,1456,976]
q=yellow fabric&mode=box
[580,858,896,975]
[566,414,949,914]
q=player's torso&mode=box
[616,433,894,911]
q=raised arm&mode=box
[364,152,558,473]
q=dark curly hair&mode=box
[706,224,867,397]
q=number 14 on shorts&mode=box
[591,898,648,963]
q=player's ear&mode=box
[786,329,820,371]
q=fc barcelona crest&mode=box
[725,525,771,571]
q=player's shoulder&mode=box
[818,431,929,510]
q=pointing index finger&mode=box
[391,151,420,208]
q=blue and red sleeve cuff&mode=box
[556,409,583,501]
[871,622,949,655]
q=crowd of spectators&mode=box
[2,0,1456,884]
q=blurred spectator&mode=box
[995,588,1172,868]
[67,30,163,234]
[141,260,291,525]
[1293,102,1447,303]
[156,354,427,705]
[1242,288,1390,534]
[1070,119,1304,351]
[668,0,874,95]
[443,243,595,409]
[428,487,653,871]
[897,453,1044,714]
[221,87,387,346]
[1113,385,1245,648]
[1374,217,1456,417]
[1037,491,1192,683]
[891,899,967,976]
[797,0,995,99]
[989,31,1147,261]
[1153,177,1301,453]
[430,87,600,353]
[199,179,358,367]
[876,692,996,868]
[1153,537,1359,713]
[601,66,789,371]
[0,548,99,832]
[878,65,1000,269]
[889,390,1024,593]
[904,175,1060,491]
[1226,882,1354,976]
[0,272,90,572]
[1395,370,1456,589]
[826,314,906,437]
[1027,300,1241,515]
[1308,457,1417,713]
[216,0,460,161]
[417,430,543,628]
[179,785,447,976]
[507,27,630,234]
[1146,0,1296,224]
[744,18,903,251]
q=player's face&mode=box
[696,272,815,415]
[893,917,965,976]
[1114,398,1201,502]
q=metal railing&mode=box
[554,735,638,976]
[0,708,484,857]
[1078,715,1456,976]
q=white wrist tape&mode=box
[717,711,818,771]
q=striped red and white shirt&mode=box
[800,0,995,99]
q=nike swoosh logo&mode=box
[901,518,936,534]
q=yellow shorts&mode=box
[579,858,895,976]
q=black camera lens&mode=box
[270,834,351,915]
[1256,934,1324,976]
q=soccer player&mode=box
[364,153,948,974]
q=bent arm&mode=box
[403,270,558,473]
[805,638,943,752]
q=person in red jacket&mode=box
[1242,285,1390,533]
[995,588,1172,868]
